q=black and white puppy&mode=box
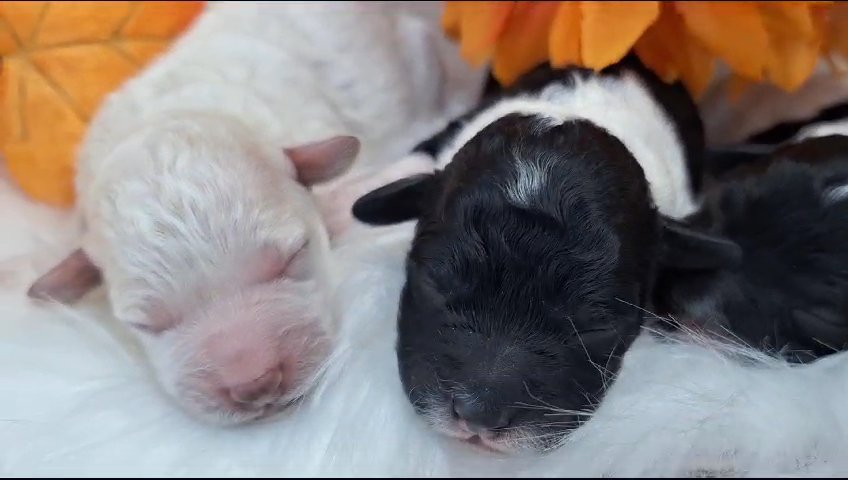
[352,55,740,454]
[655,127,848,363]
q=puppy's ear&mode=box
[284,135,360,186]
[351,173,440,225]
[659,217,742,271]
[27,248,102,304]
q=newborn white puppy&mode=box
[27,1,485,425]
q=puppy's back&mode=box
[656,135,848,361]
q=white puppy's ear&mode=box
[27,248,102,304]
[284,135,361,186]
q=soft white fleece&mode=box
[3,5,848,477]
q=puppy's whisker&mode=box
[614,297,670,322]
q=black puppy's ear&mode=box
[659,217,743,270]
[351,173,439,225]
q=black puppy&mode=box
[654,132,848,363]
[352,56,740,454]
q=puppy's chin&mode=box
[417,402,563,456]
[170,388,293,427]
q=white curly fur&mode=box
[36,1,485,425]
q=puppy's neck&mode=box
[436,71,699,219]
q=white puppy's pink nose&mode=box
[177,285,331,423]
[228,368,285,406]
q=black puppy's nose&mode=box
[452,396,514,432]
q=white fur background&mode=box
[4,29,848,480]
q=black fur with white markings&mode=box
[352,56,734,453]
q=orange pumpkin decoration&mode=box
[0,1,205,208]
[443,1,848,98]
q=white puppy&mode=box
[27,1,485,425]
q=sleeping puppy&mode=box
[351,55,741,454]
[25,2,485,426]
[654,126,848,363]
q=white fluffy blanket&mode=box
[3,56,848,480]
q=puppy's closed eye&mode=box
[129,322,169,336]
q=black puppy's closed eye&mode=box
[659,217,743,271]
[352,173,438,225]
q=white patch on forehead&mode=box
[504,157,549,206]
[435,72,697,219]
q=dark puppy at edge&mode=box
[351,55,741,454]
[655,130,848,363]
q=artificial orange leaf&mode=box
[758,2,817,39]
[122,1,204,37]
[678,33,715,97]
[761,2,821,91]
[33,2,133,47]
[549,2,581,67]
[442,1,463,40]
[456,1,515,67]
[633,6,680,85]
[492,1,559,85]
[825,1,848,60]
[676,2,770,82]
[30,44,138,118]
[580,1,659,70]
[726,75,754,103]
[0,24,16,56]
[118,40,170,65]
[445,1,848,98]
[0,1,205,208]
[0,2,46,45]
[635,4,714,96]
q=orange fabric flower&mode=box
[444,1,844,97]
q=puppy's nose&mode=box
[228,368,284,405]
[452,396,514,433]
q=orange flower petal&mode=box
[678,35,715,97]
[442,1,463,40]
[549,1,581,67]
[580,1,659,70]
[761,2,821,91]
[121,1,204,38]
[0,1,205,208]
[634,8,680,84]
[759,1,817,39]
[444,0,841,95]
[726,74,754,103]
[492,1,559,85]
[456,1,515,67]
[675,1,769,82]
[825,1,848,59]
[0,1,47,46]
[635,3,713,97]
[33,1,133,47]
